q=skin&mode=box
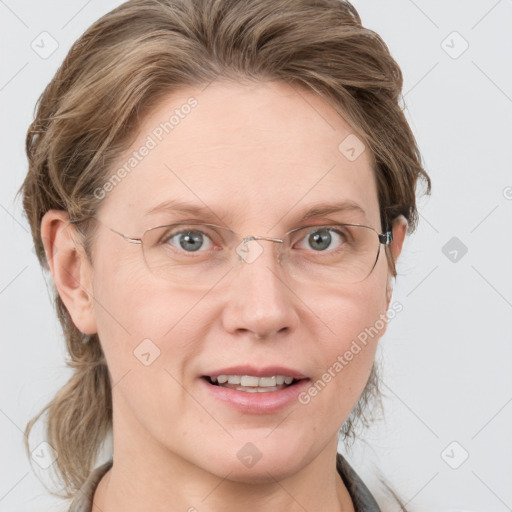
[42,80,407,512]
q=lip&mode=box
[203,365,308,379]
[199,375,311,414]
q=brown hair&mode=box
[17,0,430,506]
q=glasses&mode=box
[77,217,392,289]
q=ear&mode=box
[41,210,97,335]
[385,214,408,308]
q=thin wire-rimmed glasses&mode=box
[73,217,392,289]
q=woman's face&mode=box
[64,81,405,480]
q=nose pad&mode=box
[234,236,283,265]
[235,238,264,264]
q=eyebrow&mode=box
[144,198,368,224]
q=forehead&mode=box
[97,80,380,231]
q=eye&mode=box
[295,227,348,252]
[163,228,214,253]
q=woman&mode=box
[18,0,431,510]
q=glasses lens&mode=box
[141,223,236,289]
[284,224,381,285]
[141,223,383,287]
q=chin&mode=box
[198,443,306,483]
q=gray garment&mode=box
[68,453,382,511]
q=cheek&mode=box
[90,257,209,379]
[318,266,389,351]
[304,269,389,413]
[89,253,162,360]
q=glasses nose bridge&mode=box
[236,234,286,265]
[243,235,284,244]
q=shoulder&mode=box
[67,459,113,512]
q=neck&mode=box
[93,398,355,512]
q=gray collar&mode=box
[336,452,382,511]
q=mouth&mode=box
[202,375,306,393]
[200,370,311,414]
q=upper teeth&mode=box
[212,375,294,386]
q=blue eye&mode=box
[296,227,348,252]
[165,229,214,252]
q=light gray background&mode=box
[1,1,511,511]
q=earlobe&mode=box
[41,210,97,335]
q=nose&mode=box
[221,238,299,340]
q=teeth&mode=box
[259,376,276,386]
[210,374,297,388]
[236,386,281,393]
[241,375,260,386]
